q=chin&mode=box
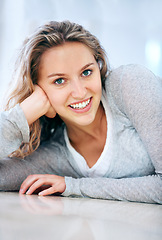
[74,116,96,127]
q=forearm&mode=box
[0,85,55,159]
[0,153,53,191]
[0,104,29,159]
[62,174,162,204]
[0,140,69,191]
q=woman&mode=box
[0,21,161,203]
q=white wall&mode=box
[0,0,162,106]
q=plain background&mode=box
[0,0,162,106]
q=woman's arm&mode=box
[0,85,55,159]
[119,65,162,173]
[20,85,56,126]
[18,171,162,203]
[0,136,79,192]
[0,104,30,159]
[62,174,162,204]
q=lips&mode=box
[69,98,91,109]
[68,97,92,113]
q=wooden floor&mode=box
[0,192,161,240]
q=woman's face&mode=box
[38,41,102,128]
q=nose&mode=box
[70,78,87,99]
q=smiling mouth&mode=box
[69,98,91,109]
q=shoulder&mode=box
[106,64,161,94]
[106,64,159,85]
[105,64,162,111]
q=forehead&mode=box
[45,41,94,55]
[39,42,95,68]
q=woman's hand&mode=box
[19,174,66,196]
[20,85,56,125]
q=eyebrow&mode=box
[47,62,95,78]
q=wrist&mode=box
[20,93,49,125]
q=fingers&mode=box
[26,178,50,195]
[20,175,41,194]
[35,84,56,118]
[20,84,51,125]
[45,105,57,118]
[19,174,66,196]
[38,186,56,196]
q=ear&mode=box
[97,60,102,70]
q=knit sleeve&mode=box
[62,175,162,203]
[120,65,162,172]
[0,104,30,159]
[62,65,162,204]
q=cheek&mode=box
[47,90,66,109]
[91,76,102,95]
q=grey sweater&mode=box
[0,64,162,204]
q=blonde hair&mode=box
[5,20,110,158]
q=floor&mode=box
[0,192,161,240]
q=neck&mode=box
[66,103,106,144]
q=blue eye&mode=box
[82,69,92,77]
[54,78,65,85]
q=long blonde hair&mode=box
[5,20,110,158]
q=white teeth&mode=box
[70,98,90,109]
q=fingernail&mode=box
[19,189,24,194]
[26,190,31,195]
